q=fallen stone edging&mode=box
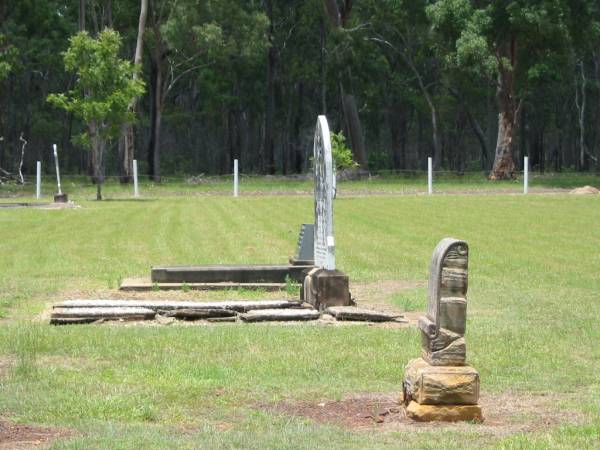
[49,299,405,325]
[326,306,403,322]
[240,308,321,322]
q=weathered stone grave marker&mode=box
[302,116,351,310]
[402,238,483,422]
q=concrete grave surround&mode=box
[403,238,482,422]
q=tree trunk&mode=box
[430,102,441,170]
[466,110,488,170]
[490,110,516,179]
[390,104,408,170]
[340,85,368,168]
[448,87,489,170]
[322,0,367,170]
[79,0,86,31]
[89,121,105,200]
[293,82,304,173]
[320,17,326,114]
[489,40,518,180]
[263,0,276,174]
[575,60,587,171]
[152,104,162,183]
[148,55,162,182]
[119,0,148,183]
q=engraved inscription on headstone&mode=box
[418,238,469,366]
[313,115,335,270]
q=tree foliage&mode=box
[47,29,144,199]
[1,0,600,182]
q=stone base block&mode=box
[403,358,479,405]
[405,401,483,422]
[54,193,68,203]
[302,268,350,310]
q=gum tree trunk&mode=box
[323,0,369,170]
[148,52,162,182]
[119,0,148,183]
[263,0,276,174]
[340,87,368,168]
[489,39,518,180]
[89,120,105,200]
[490,108,516,180]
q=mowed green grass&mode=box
[0,187,599,449]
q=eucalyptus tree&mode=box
[48,30,144,200]
[321,0,368,169]
[362,0,443,170]
[427,0,580,179]
[143,0,267,180]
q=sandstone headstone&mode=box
[405,401,483,422]
[403,358,479,405]
[402,238,483,422]
[418,238,469,366]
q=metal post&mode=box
[133,159,139,198]
[233,159,239,197]
[428,157,433,195]
[53,144,62,195]
[36,161,41,199]
[524,156,529,194]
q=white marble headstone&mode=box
[313,115,335,270]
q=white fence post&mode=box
[233,159,239,197]
[133,159,139,198]
[523,156,529,194]
[53,144,62,195]
[36,161,41,199]
[427,157,433,195]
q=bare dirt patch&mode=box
[262,391,585,436]
[570,185,599,194]
[351,280,425,327]
[0,202,79,209]
[0,419,71,449]
[0,357,15,379]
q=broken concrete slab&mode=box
[326,306,403,322]
[51,307,156,324]
[240,308,320,322]
[53,299,303,313]
[157,308,237,320]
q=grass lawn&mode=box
[0,178,599,448]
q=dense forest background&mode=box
[1,0,600,182]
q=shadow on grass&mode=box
[100,198,157,203]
